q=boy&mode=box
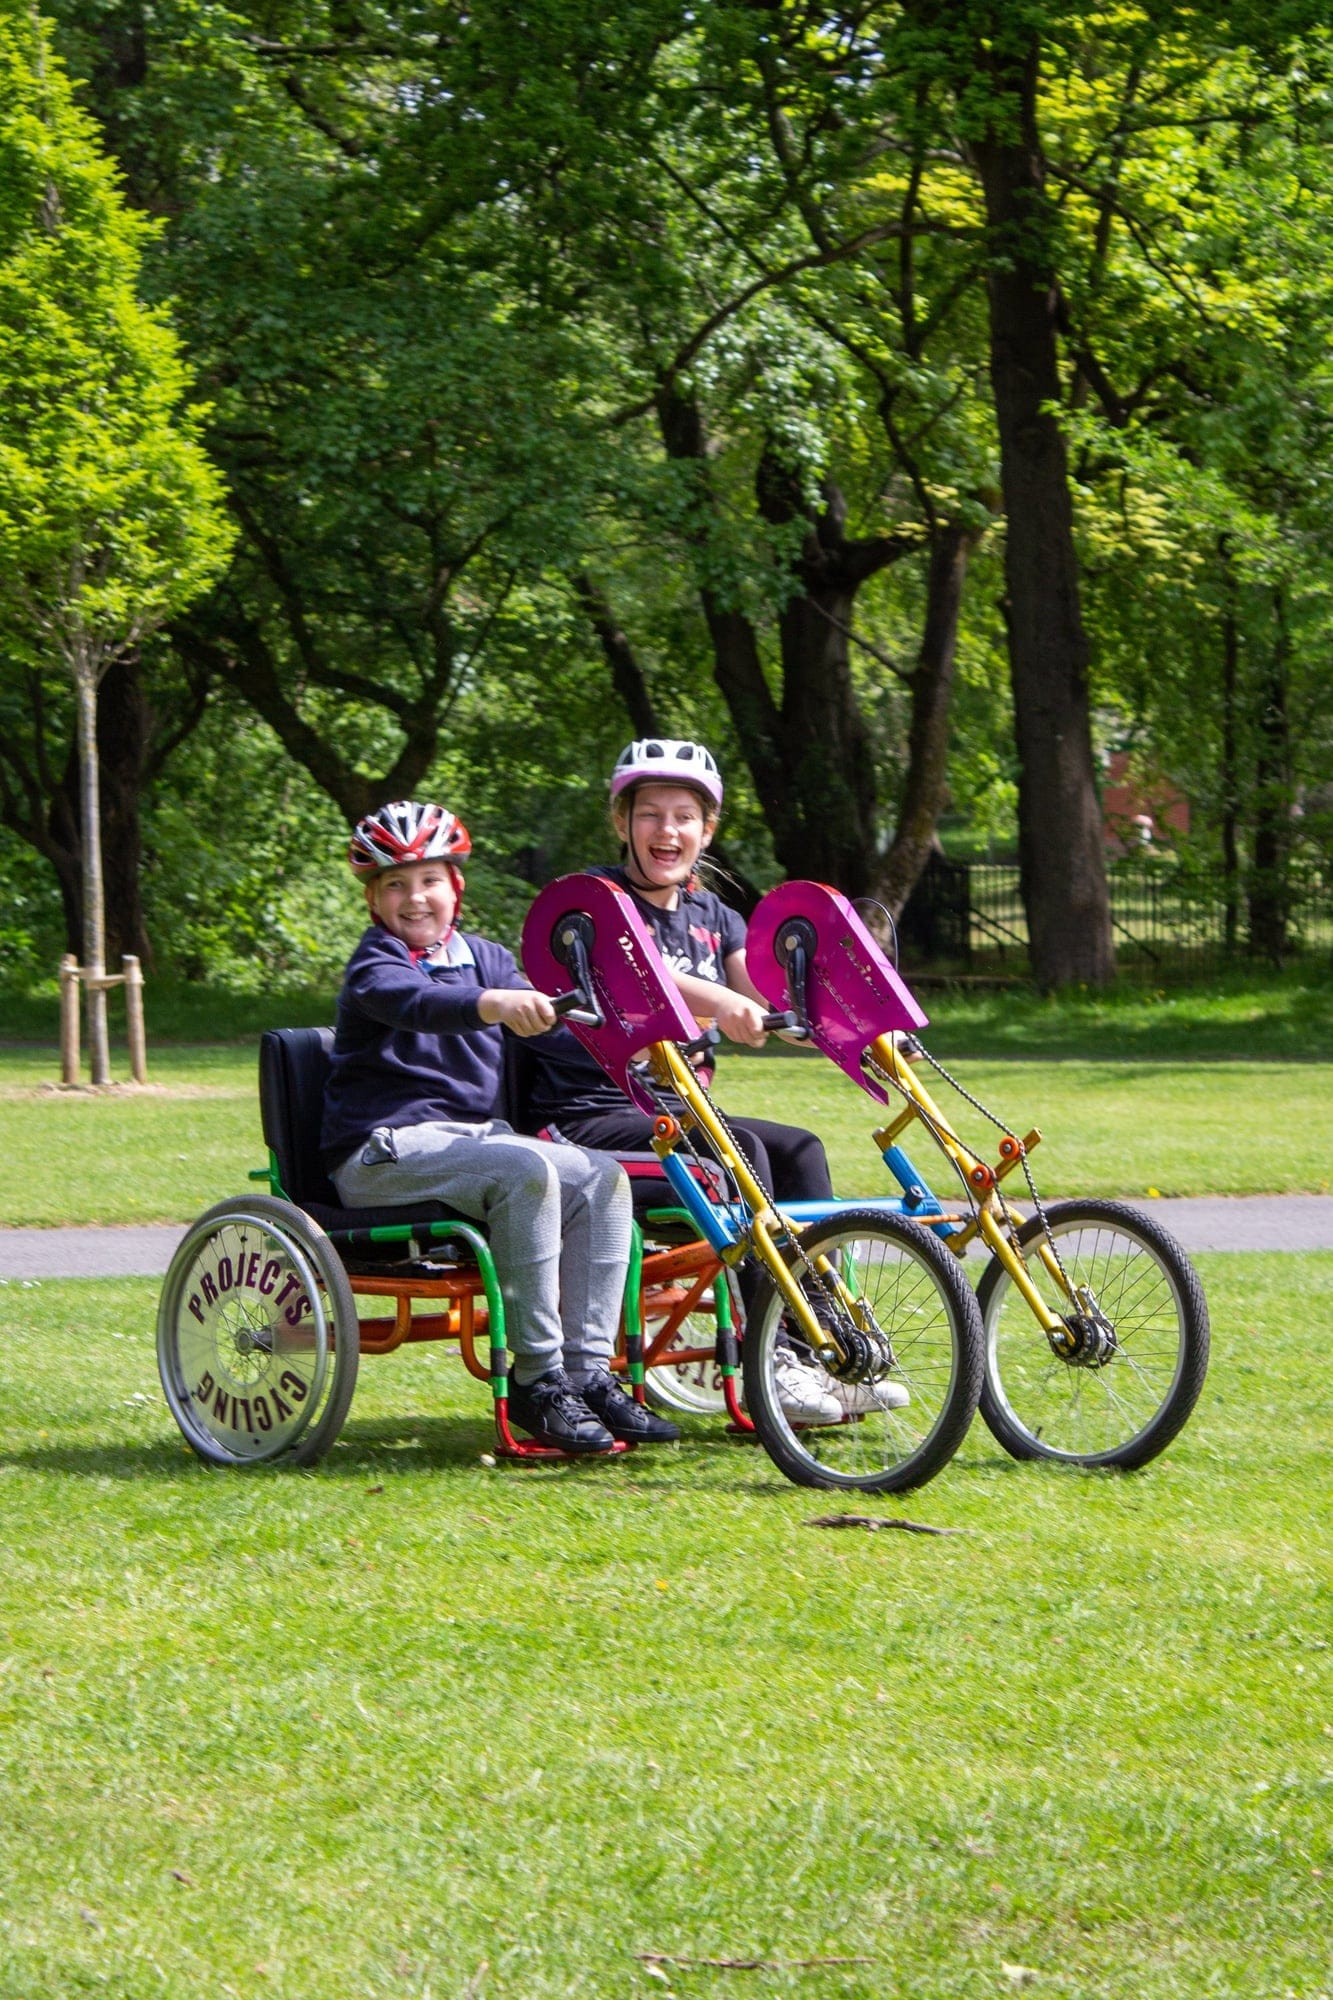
[321,799,678,1452]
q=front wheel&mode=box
[158,1196,360,1467]
[742,1209,984,1493]
[977,1199,1209,1469]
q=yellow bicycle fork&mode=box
[644,1041,855,1359]
[865,1034,1071,1337]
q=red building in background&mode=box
[1102,750,1189,854]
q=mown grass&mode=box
[0,1254,1328,1999]
[2,964,1329,1223]
[2,1041,1330,1225]
[1,958,1330,1058]
[717,1050,1333,1202]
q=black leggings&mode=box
[556,1108,833,1206]
[555,1108,833,1311]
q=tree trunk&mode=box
[573,573,660,735]
[74,662,110,1086]
[1219,542,1241,954]
[1248,589,1290,967]
[874,522,980,917]
[772,580,879,895]
[970,40,1114,989]
[54,652,151,963]
[656,388,930,894]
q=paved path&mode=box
[2,1196,1333,1280]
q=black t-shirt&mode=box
[524,865,747,1128]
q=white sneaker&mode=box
[772,1348,843,1425]
[828,1375,910,1416]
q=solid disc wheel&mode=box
[976,1199,1209,1469]
[742,1209,984,1493]
[158,1196,360,1467]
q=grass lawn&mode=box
[1,959,1330,1060]
[716,1049,1333,1202]
[2,1042,1330,1225]
[0,1253,1328,1999]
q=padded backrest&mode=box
[259,1023,530,1209]
[259,1028,339,1208]
[501,1029,540,1136]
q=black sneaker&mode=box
[579,1367,680,1443]
[506,1369,617,1454]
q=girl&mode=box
[526,740,886,1423]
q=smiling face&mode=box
[613,781,717,902]
[368,858,459,949]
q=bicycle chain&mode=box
[636,1059,854,1331]
[862,1040,1075,1298]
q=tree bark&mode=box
[970,38,1114,988]
[53,652,151,964]
[874,522,980,917]
[655,386,931,894]
[1248,588,1290,967]
[74,661,111,1085]
[760,458,895,897]
[573,573,660,735]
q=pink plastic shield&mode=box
[521,874,700,1113]
[747,880,929,1103]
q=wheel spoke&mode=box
[979,1201,1208,1469]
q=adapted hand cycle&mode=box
[745,880,1211,1470]
[522,875,986,1494]
[156,873,987,1492]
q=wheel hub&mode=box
[1051,1306,1119,1368]
[231,1323,272,1359]
[821,1315,896,1383]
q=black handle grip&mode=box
[761,1007,808,1039]
[549,989,605,1029]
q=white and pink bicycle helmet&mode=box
[348,799,472,880]
[609,738,723,812]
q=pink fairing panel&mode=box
[521,874,700,1114]
[747,880,928,1103]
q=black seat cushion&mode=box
[259,1028,477,1250]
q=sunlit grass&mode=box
[0,1255,1328,1998]
[3,1036,1330,1224]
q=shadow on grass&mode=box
[0,1414,735,1481]
[1,1411,1023,1495]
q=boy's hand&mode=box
[478,988,557,1037]
[707,991,769,1049]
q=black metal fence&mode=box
[897,853,1333,981]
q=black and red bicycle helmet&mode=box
[348,800,472,880]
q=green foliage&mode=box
[0,1,1323,981]
[0,10,231,679]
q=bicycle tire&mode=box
[976,1198,1209,1469]
[742,1208,983,1493]
[158,1196,360,1468]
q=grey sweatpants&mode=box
[332,1120,632,1384]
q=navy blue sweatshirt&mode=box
[320,926,525,1169]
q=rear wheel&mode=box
[642,1272,740,1416]
[742,1209,983,1493]
[158,1197,360,1467]
[977,1199,1209,1469]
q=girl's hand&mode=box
[479,988,557,1037]
[708,990,769,1048]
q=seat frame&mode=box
[248,1028,749,1459]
